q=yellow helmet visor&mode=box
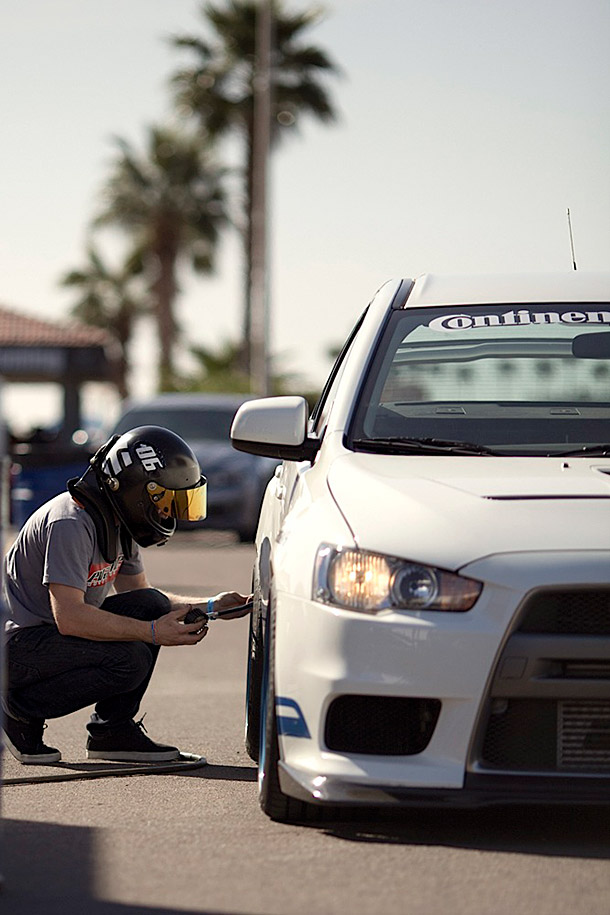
[146,478,207,522]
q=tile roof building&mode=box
[0,305,119,439]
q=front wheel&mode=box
[237,526,256,543]
[245,611,263,762]
[258,605,323,824]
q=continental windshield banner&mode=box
[428,308,610,333]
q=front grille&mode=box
[481,699,610,773]
[476,587,610,777]
[559,701,610,770]
[561,660,610,679]
[517,589,610,635]
[324,695,441,756]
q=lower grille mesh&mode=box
[324,695,441,756]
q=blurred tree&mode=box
[170,0,339,373]
[60,245,146,399]
[95,125,227,390]
[179,338,318,401]
[185,340,251,393]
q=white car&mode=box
[231,273,610,822]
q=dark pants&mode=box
[5,589,171,726]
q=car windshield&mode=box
[349,302,610,456]
[114,407,238,443]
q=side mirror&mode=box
[231,396,320,462]
[572,332,610,358]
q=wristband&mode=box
[207,597,217,620]
[151,619,157,645]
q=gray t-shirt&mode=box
[3,491,144,640]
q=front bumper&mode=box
[273,551,610,805]
[279,765,610,808]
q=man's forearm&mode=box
[113,574,211,609]
[163,590,214,607]
[49,582,211,647]
[52,598,153,643]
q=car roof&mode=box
[120,392,254,412]
[400,272,610,308]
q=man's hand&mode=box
[152,607,208,646]
[213,591,253,619]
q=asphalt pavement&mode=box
[1,531,609,915]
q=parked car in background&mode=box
[231,272,610,822]
[9,426,96,527]
[112,393,278,541]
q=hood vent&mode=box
[484,494,610,501]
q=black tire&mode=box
[244,610,263,762]
[258,605,323,824]
[237,527,256,543]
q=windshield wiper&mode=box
[553,444,610,457]
[351,437,500,456]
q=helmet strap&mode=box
[89,434,120,473]
[67,467,134,563]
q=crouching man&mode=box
[2,425,251,764]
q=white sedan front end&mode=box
[231,272,610,822]
[267,441,610,807]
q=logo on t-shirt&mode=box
[87,555,124,588]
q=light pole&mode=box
[249,0,272,396]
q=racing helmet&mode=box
[91,426,207,547]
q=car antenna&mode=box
[566,208,578,270]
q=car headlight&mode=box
[313,545,482,613]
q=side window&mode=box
[311,309,367,438]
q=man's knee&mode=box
[141,588,172,617]
[102,588,171,621]
[106,641,154,690]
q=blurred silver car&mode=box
[112,393,277,541]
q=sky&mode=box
[1,0,609,433]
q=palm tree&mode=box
[60,245,145,399]
[171,0,339,371]
[95,125,227,389]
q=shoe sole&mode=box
[2,731,61,764]
[86,749,181,762]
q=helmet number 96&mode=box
[135,443,164,472]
